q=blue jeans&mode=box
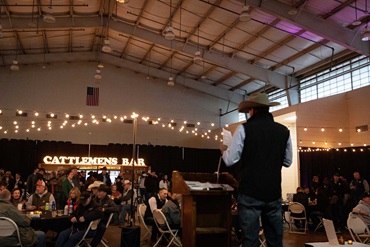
[119,204,132,223]
[34,231,46,247]
[238,194,283,247]
[55,227,96,247]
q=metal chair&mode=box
[0,217,23,246]
[75,218,101,247]
[138,203,151,240]
[152,209,181,247]
[100,213,114,247]
[347,212,370,243]
[288,202,308,234]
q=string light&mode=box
[0,108,368,145]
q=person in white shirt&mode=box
[159,174,170,190]
[353,192,370,228]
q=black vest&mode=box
[239,112,289,201]
[32,192,52,208]
[144,194,166,218]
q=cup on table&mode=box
[52,211,57,218]
[17,203,23,211]
[57,210,63,216]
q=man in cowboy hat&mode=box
[55,191,102,247]
[220,92,292,247]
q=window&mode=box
[300,55,370,103]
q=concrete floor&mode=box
[44,217,352,246]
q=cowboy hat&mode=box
[80,191,92,202]
[123,180,131,185]
[88,181,104,190]
[97,184,111,193]
[238,93,280,113]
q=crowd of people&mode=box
[292,171,370,232]
[0,167,179,247]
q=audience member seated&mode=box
[161,192,181,233]
[0,189,46,247]
[144,188,168,244]
[352,192,370,228]
[66,187,81,212]
[26,180,56,211]
[329,173,350,230]
[55,191,102,247]
[10,188,26,208]
[119,180,136,224]
[114,176,124,194]
[310,186,330,230]
[310,176,320,199]
[110,184,122,225]
[87,181,104,198]
[292,186,309,229]
[89,184,119,247]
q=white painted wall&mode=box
[0,62,239,148]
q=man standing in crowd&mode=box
[352,192,370,228]
[139,171,147,202]
[145,171,158,202]
[26,167,39,195]
[220,92,292,247]
[350,171,369,206]
[144,188,168,245]
[97,167,111,187]
[26,180,56,211]
[68,166,81,191]
[0,189,46,247]
[62,169,76,202]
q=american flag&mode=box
[86,87,99,106]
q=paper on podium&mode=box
[222,128,232,147]
[185,180,234,191]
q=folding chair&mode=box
[347,212,370,243]
[314,216,323,232]
[0,217,23,246]
[152,209,182,247]
[100,213,114,247]
[138,204,151,240]
[259,228,266,247]
[75,218,101,247]
[288,202,308,234]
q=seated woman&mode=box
[10,188,26,209]
[66,187,81,212]
[110,184,122,225]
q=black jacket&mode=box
[70,200,103,231]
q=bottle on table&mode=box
[51,201,56,211]
[64,205,69,215]
[45,203,50,211]
[68,200,73,214]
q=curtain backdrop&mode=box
[299,147,370,187]
[0,138,236,179]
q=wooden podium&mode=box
[172,171,238,247]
